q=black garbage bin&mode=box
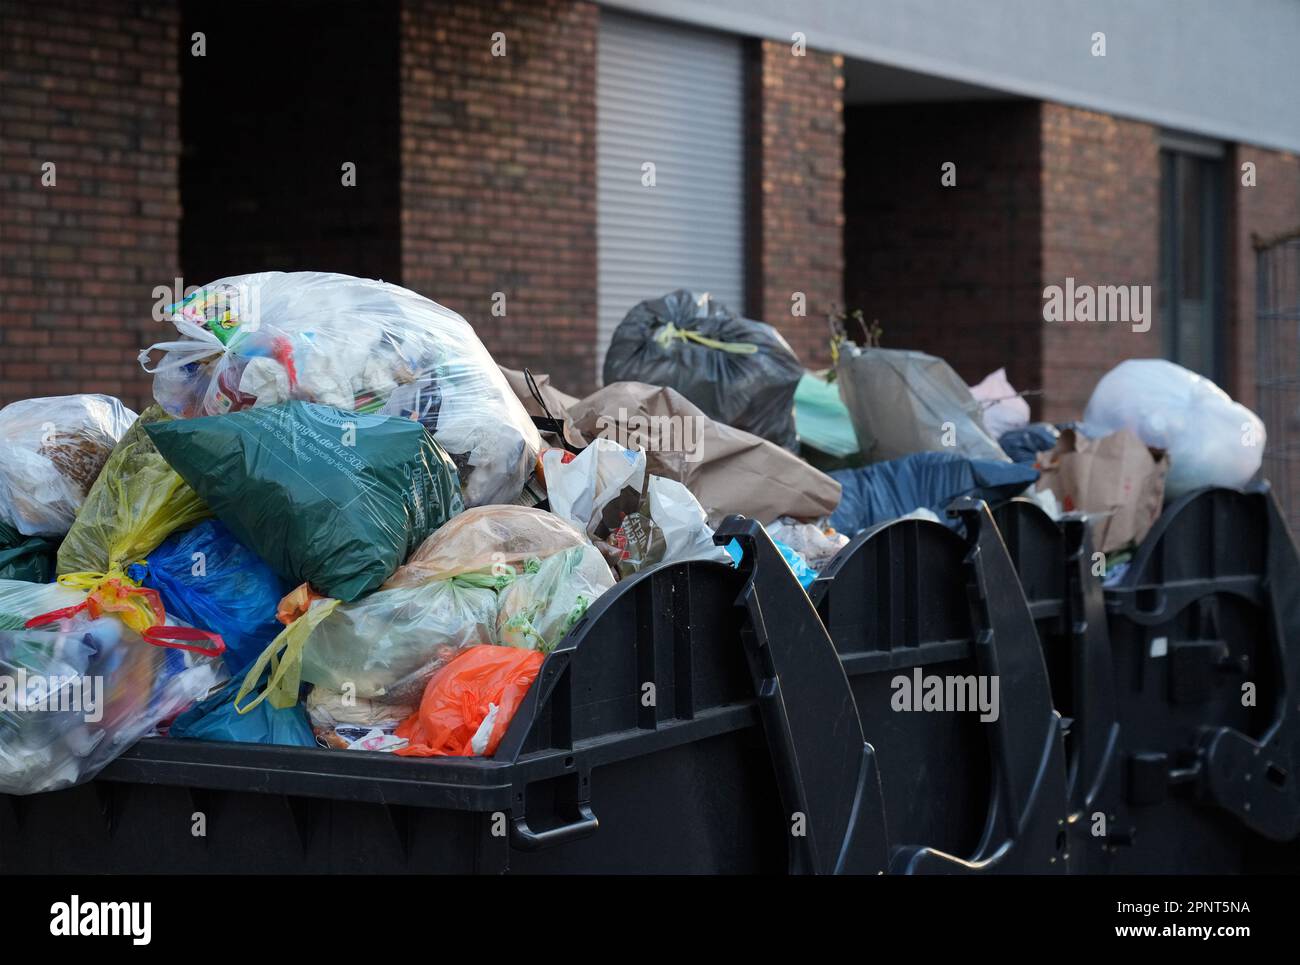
[0,519,884,875]
[809,499,1070,873]
[996,486,1300,874]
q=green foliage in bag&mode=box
[146,401,464,602]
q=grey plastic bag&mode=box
[835,344,1008,464]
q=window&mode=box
[1159,135,1225,382]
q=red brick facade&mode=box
[0,0,179,410]
[400,0,599,393]
[750,40,844,369]
[1038,104,1162,422]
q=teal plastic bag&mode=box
[795,371,860,459]
[146,402,464,601]
[0,520,55,583]
[171,677,315,746]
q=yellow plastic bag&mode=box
[57,405,210,578]
[234,598,342,712]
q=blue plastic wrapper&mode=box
[830,451,1039,536]
[998,423,1060,464]
[724,535,818,589]
[171,677,315,747]
[128,519,290,675]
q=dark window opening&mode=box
[1159,145,1225,382]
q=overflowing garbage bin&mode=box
[0,273,1296,875]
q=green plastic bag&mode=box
[794,371,860,459]
[146,401,464,602]
[0,520,55,583]
[56,404,211,578]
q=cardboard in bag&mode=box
[564,381,841,526]
[1035,427,1168,554]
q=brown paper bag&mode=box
[1036,428,1168,553]
[565,381,841,526]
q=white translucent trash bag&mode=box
[139,271,540,506]
[0,395,137,537]
[1082,359,1265,498]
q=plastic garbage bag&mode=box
[1000,423,1060,465]
[496,544,615,651]
[602,290,803,450]
[0,395,137,537]
[830,451,1038,536]
[384,505,587,589]
[127,520,290,675]
[57,404,211,582]
[0,521,55,584]
[0,579,86,631]
[139,271,541,506]
[171,676,314,747]
[395,644,544,758]
[968,368,1030,440]
[835,344,1009,464]
[542,440,731,577]
[145,401,464,602]
[0,617,227,795]
[296,577,501,705]
[1081,358,1265,498]
[765,518,849,569]
[794,371,860,459]
[306,687,414,750]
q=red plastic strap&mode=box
[24,602,90,629]
[142,624,226,657]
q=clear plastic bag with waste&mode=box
[496,544,615,652]
[0,395,137,537]
[0,617,227,795]
[139,271,541,506]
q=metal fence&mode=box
[1256,228,1300,534]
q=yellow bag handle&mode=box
[56,567,164,634]
[234,598,341,713]
[653,322,758,355]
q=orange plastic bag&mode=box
[395,645,544,758]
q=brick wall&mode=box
[750,41,844,369]
[1039,104,1161,422]
[0,0,180,410]
[842,101,1043,401]
[399,0,598,393]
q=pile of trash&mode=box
[0,276,1269,794]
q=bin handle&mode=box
[509,804,599,851]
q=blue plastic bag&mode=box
[128,519,289,675]
[724,535,818,589]
[170,677,315,747]
[830,451,1038,536]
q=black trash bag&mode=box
[829,451,1039,536]
[602,290,803,450]
[999,423,1060,464]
